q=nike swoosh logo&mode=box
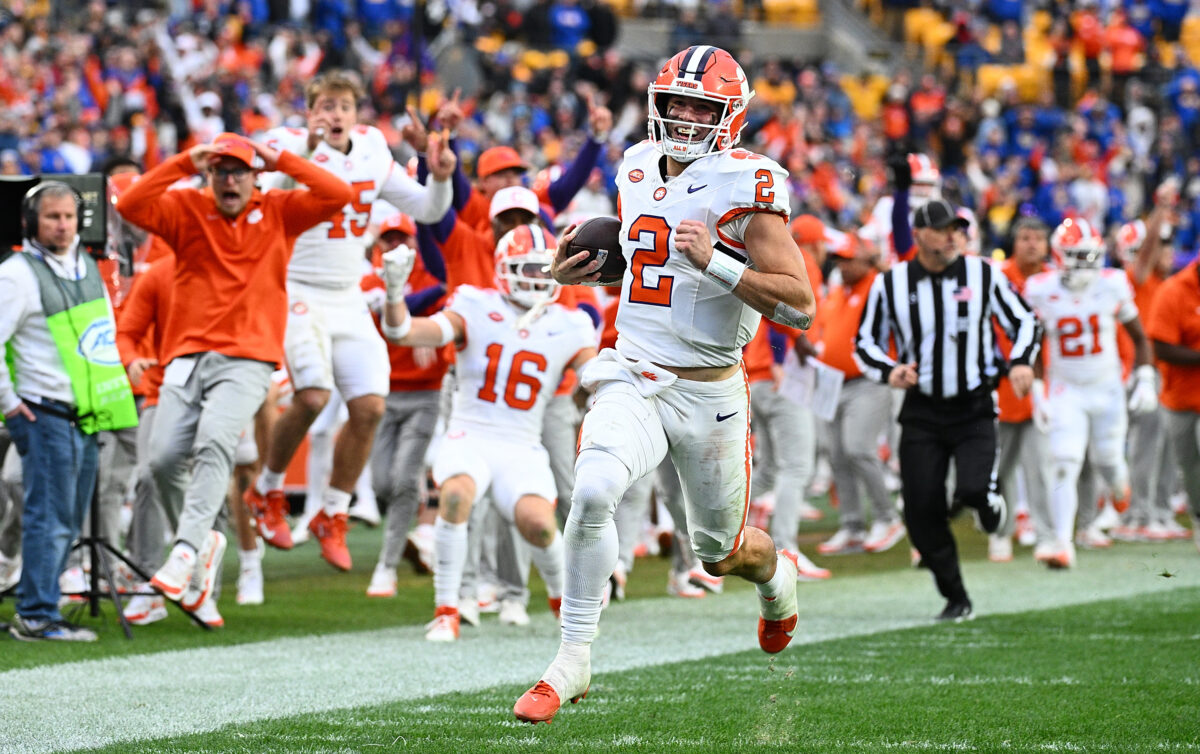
[687,184,707,193]
[261,525,276,540]
[716,411,738,422]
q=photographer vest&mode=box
[4,248,138,434]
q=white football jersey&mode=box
[263,125,448,290]
[613,141,790,368]
[1024,268,1137,385]
[446,286,596,443]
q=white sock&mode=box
[529,534,565,600]
[1050,486,1078,544]
[560,519,619,645]
[415,522,434,540]
[256,469,285,496]
[238,547,260,568]
[323,487,353,517]
[755,551,791,601]
[353,467,376,508]
[433,518,468,608]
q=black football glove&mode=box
[888,153,912,193]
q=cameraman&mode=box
[0,181,138,641]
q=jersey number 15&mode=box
[327,180,375,239]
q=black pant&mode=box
[898,391,997,604]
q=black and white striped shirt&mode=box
[854,255,1040,399]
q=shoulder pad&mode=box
[720,154,790,218]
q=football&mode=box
[567,216,625,286]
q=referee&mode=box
[855,199,1040,621]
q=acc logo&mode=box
[247,209,263,225]
[291,302,309,315]
[518,329,530,339]
[653,187,667,201]
[628,169,644,183]
[488,312,504,322]
[314,153,329,163]
[77,320,121,367]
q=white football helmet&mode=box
[648,45,753,163]
[908,153,942,208]
[1114,219,1146,264]
[1051,217,1105,290]
[495,224,560,310]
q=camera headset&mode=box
[22,180,85,253]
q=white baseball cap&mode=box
[489,186,540,219]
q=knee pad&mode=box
[569,449,632,528]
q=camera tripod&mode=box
[63,480,210,637]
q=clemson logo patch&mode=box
[488,312,504,322]
[314,153,329,163]
[653,187,667,201]
[291,302,309,315]
[629,169,644,183]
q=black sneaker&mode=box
[9,614,98,642]
[970,492,1008,535]
[936,599,974,623]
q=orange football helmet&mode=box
[907,153,941,205]
[648,45,753,162]
[1114,219,1146,263]
[495,224,560,309]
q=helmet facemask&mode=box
[1061,244,1104,290]
[647,46,753,164]
[497,252,560,310]
[648,91,743,163]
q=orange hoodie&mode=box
[117,150,352,366]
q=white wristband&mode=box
[382,314,412,341]
[704,252,745,291]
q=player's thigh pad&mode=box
[284,296,334,392]
[329,305,390,401]
[431,430,491,505]
[1088,380,1129,465]
[659,371,752,563]
[577,379,669,482]
[1047,382,1089,464]
[487,441,558,520]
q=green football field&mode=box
[1,517,1197,753]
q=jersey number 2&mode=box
[478,344,547,410]
[327,180,375,239]
[627,215,673,307]
[1057,314,1102,357]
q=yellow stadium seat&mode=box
[763,0,820,26]
[905,8,941,47]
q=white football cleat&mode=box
[123,594,168,625]
[425,606,460,642]
[366,563,397,598]
[499,599,531,626]
[686,566,724,594]
[667,570,706,598]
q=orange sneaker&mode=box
[513,680,588,724]
[243,488,293,550]
[425,606,460,641]
[758,614,799,654]
[309,511,351,571]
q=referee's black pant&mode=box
[898,390,997,604]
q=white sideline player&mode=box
[513,45,817,724]
[1024,218,1158,569]
[245,71,456,571]
[379,224,598,642]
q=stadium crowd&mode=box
[0,0,1199,644]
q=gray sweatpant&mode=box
[748,380,815,551]
[1166,410,1200,523]
[827,377,895,533]
[372,390,441,569]
[150,353,273,551]
[127,405,169,575]
[996,419,1055,546]
[1127,404,1178,527]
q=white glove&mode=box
[1127,364,1159,414]
[1031,379,1052,434]
[382,244,417,304]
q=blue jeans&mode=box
[6,403,99,623]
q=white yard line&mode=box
[1,545,1196,754]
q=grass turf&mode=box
[70,585,1200,753]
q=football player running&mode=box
[1024,218,1157,568]
[380,224,598,642]
[246,72,456,571]
[514,45,816,723]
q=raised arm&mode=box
[378,131,455,224]
[379,243,465,347]
[272,148,355,237]
[115,150,195,243]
